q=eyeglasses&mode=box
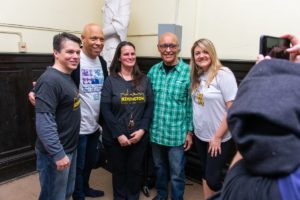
[158,43,178,51]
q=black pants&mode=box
[194,137,236,191]
[142,141,155,188]
[73,130,100,199]
[107,135,148,200]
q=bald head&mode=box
[158,32,178,45]
[81,23,104,59]
[157,32,179,66]
[82,23,103,37]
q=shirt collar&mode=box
[158,58,183,72]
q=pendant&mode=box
[128,119,135,129]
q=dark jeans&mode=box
[151,143,186,200]
[73,130,100,199]
[107,135,148,200]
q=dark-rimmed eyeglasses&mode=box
[158,43,178,51]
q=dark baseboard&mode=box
[0,150,36,183]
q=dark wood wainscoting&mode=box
[0,54,254,183]
[0,53,52,182]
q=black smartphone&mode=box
[259,35,291,59]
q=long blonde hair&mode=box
[190,38,222,92]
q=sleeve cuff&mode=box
[53,149,66,162]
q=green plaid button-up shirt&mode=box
[147,59,193,146]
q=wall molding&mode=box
[0,23,81,34]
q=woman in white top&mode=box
[190,38,238,200]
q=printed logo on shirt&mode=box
[193,91,204,106]
[197,92,204,106]
[81,68,104,100]
[120,90,145,104]
[73,94,80,110]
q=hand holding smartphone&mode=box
[259,35,291,60]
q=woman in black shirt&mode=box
[101,41,154,200]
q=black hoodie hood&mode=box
[228,59,300,176]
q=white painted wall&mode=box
[0,0,103,53]
[1,0,300,61]
[128,0,300,60]
[193,0,300,60]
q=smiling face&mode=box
[120,45,136,69]
[158,32,179,66]
[54,40,81,74]
[193,44,212,72]
[81,24,104,59]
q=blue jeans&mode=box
[73,130,100,199]
[36,148,77,200]
[151,143,186,200]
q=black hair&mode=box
[53,32,81,52]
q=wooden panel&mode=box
[0,53,51,182]
[137,57,254,81]
[0,68,32,158]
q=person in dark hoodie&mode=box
[209,34,300,200]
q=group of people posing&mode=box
[30,22,300,200]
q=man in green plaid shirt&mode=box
[147,32,193,200]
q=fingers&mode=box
[265,56,271,60]
[28,91,36,106]
[280,34,300,63]
[118,135,131,146]
[29,81,36,106]
[183,141,187,149]
[281,34,300,46]
[119,130,145,146]
[256,54,271,64]
[57,163,70,171]
[256,54,265,64]
[210,147,221,157]
[208,142,221,157]
[184,140,192,151]
[129,133,141,144]
[120,139,131,146]
[293,55,300,63]
[184,133,193,151]
[129,134,138,143]
[129,130,144,144]
[56,156,70,171]
[129,137,138,144]
[286,44,300,54]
